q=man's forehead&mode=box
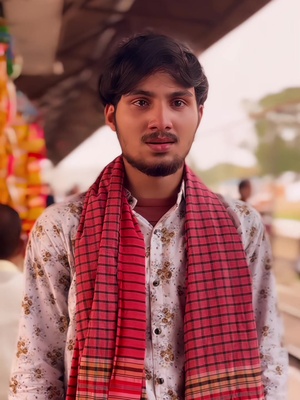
[125,72,195,96]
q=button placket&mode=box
[149,220,171,399]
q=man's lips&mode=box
[142,132,178,152]
[145,141,174,152]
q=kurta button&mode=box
[153,280,160,287]
[157,377,164,384]
[154,328,161,335]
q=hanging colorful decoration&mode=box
[7,118,47,232]
[0,17,15,206]
[0,17,48,233]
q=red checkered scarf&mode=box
[67,156,264,399]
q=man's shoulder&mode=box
[32,192,86,235]
[221,196,261,219]
[220,196,266,249]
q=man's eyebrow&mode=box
[125,90,154,97]
[171,90,194,98]
[124,89,194,97]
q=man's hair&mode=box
[99,32,208,107]
[0,204,22,259]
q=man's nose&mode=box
[147,104,173,131]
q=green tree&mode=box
[248,88,300,176]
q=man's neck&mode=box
[124,161,184,200]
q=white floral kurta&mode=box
[9,189,288,399]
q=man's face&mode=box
[105,72,203,177]
[242,184,252,200]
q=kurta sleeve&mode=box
[9,203,77,399]
[237,202,289,399]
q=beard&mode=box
[122,152,185,177]
[121,130,185,177]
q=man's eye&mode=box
[173,100,185,107]
[133,99,148,107]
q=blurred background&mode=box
[0,0,299,398]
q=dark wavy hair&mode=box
[0,204,22,259]
[99,32,208,107]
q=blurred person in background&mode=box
[0,204,24,400]
[44,183,56,207]
[9,32,287,399]
[238,178,252,202]
[238,179,273,236]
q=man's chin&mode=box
[123,155,184,177]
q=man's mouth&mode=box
[142,132,178,152]
[145,138,175,145]
[145,139,175,152]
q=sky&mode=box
[192,0,300,169]
[50,0,300,193]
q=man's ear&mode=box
[197,105,204,129]
[199,104,204,119]
[105,104,116,132]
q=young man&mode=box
[9,33,287,399]
[0,204,24,400]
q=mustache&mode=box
[141,131,178,143]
